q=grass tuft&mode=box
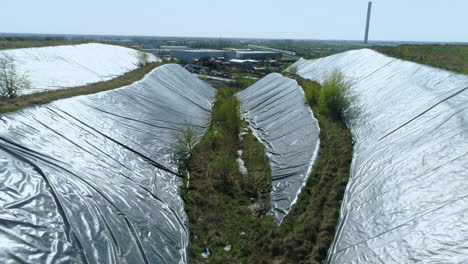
[318,70,357,122]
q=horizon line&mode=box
[1,32,468,45]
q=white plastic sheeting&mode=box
[0,64,215,264]
[289,49,468,263]
[237,73,320,223]
[0,43,159,95]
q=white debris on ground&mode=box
[223,244,232,252]
[201,248,210,259]
[236,126,250,176]
[236,150,248,176]
[0,43,159,95]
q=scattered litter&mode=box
[236,150,248,175]
[201,248,210,259]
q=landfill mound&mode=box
[289,49,468,263]
[0,43,159,95]
[237,73,320,223]
[0,64,215,264]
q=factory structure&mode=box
[235,51,281,60]
[157,46,282,62]
[171,49,237,61]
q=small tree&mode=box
[288,66,298,75]
[136,51,150,67]
[172,124,198,166]
[0,55,30,98]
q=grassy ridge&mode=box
[0,62,162,114]
[374,45,468,74]
[251,75,353,264]
[186,75,353,263]
[184,85,275,263]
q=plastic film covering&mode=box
[0,64,215,264]
[0,43,159,95]
[237,73,320,223]
[288,49,468,263]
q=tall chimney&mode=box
[364,1,372,44]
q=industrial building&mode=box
[171,49,236,61]
[247,44,296,55]
[169,48,282,62]
[235,51,281,60]
[229,59,258,70]
[154,46,192,56]
[160,46,191,50]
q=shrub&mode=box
[0,55,30,98]
[136,50,150,67]
[318,70,357,122]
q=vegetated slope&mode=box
[237,73,320,223]
[374,45,468,74]
[0,64,215,264]
[184,86,276,263]
[290,49,468,263]
[0,43,159,94]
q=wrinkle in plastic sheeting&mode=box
[0,64,215,264]
[237,73,320,224]
[0,43,159,95]
[288,49,468,264]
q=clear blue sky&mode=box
[2,0,467,42]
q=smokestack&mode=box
[364,1,372,44]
